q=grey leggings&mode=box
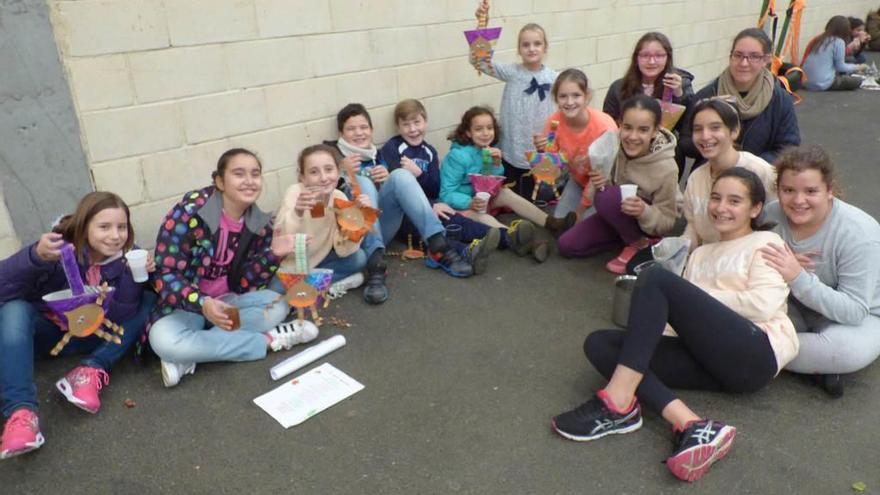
[828,75,861,91]
[784,301,880,374]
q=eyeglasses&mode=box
[637,52,668,62]
[730,51,767,64]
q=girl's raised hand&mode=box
[662,72,684,98]
[532,133,548,152]
[35,232,64,262]
[271,231,297,257]
[621,196,646,217]
[294,189,317,215]
[588,169,607,190]
[488,147,502,164]
[341,154,362,175]
[355,194,373,209]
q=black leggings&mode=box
[585,266,778,413]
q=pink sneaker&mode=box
[56,366,109,414]
[606,244,641,274]
[0,408,45,459]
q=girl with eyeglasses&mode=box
[680,28,801,171]
[603,32,695,125]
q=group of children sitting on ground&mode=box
[2,5,879,484]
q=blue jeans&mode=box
[356,171,444,245]
[148,289,288,365]
[0,292,155,417]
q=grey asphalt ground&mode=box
[3,54,880,494]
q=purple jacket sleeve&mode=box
[0,244,58,303]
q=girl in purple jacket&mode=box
[0,192,156,459]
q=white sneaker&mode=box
[327,273,365,300]
[266,321,319,351]
[161,361,196,388]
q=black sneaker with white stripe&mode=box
[665,419,736,482]
[551,390,642,442]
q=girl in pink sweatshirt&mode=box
[553,167,796,483]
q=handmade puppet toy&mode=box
[523,120,568,201]
[659,87,686,131]
[42,243,123,356]
[273,234,328,334]
[333,159,380,243]
[466,0,502,77]
[469,148,506,202]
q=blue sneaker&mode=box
[425,244,473,278]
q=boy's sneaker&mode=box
[266,321,319,351]
[56,365,109,414]
[327,273,365,300]
[0,408,45,460]
[161,360,196,388]
[468,227,500,275]
[363,269,388,305]
[551,389,642,442]
[507,219,536,257]
[425,244,473,278]
[666,419,736,482]
[545,211,577,237]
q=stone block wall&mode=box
[24,0,876,251]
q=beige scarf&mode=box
[717,68,775,120]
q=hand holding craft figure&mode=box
[466,0,501,76]
[524,120,567,201]
[331,159,380,243]
[49,282,124,356]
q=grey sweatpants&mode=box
[784,301,880,374]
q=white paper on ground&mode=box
[254,363,364,428]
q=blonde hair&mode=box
[517,23,549,49]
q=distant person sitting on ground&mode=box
[557,95,680,275]
[0,192,155,459]
[602,32,694,176]
[531,68,618,221]
[379,99,500,275]
[553,168,796,483]
[680,28,800,170]
[270,144,377,301]
[681,97,776,251]
[846,17,871,63]
[803,16,867,91]
[148,148,299,388]
[866,6,880,51]
[440,106,576,263]
[760,146,880,398]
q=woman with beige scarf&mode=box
[680,28,801,172]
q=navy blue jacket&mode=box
[679,77,801,165]
[0,244,143,324]
[379,136,441,200]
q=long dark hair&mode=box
[731,28,772,55]
[212,148,262,182]
[53,192,135,262]
[808,16,852,55]
[712,167,774,231]
[620,94,662,128]
[447,106,500,146]
[621,32,675,101]
[690,97,741,135]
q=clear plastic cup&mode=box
[475,192,491,213]
[125,249,149,283]
[216,293,240,330]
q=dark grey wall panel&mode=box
[0,0,92,243]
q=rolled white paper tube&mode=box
[269,334,347,381]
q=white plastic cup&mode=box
[620,184,638,202]
[475,192,491,213]
[125,249,149,283]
